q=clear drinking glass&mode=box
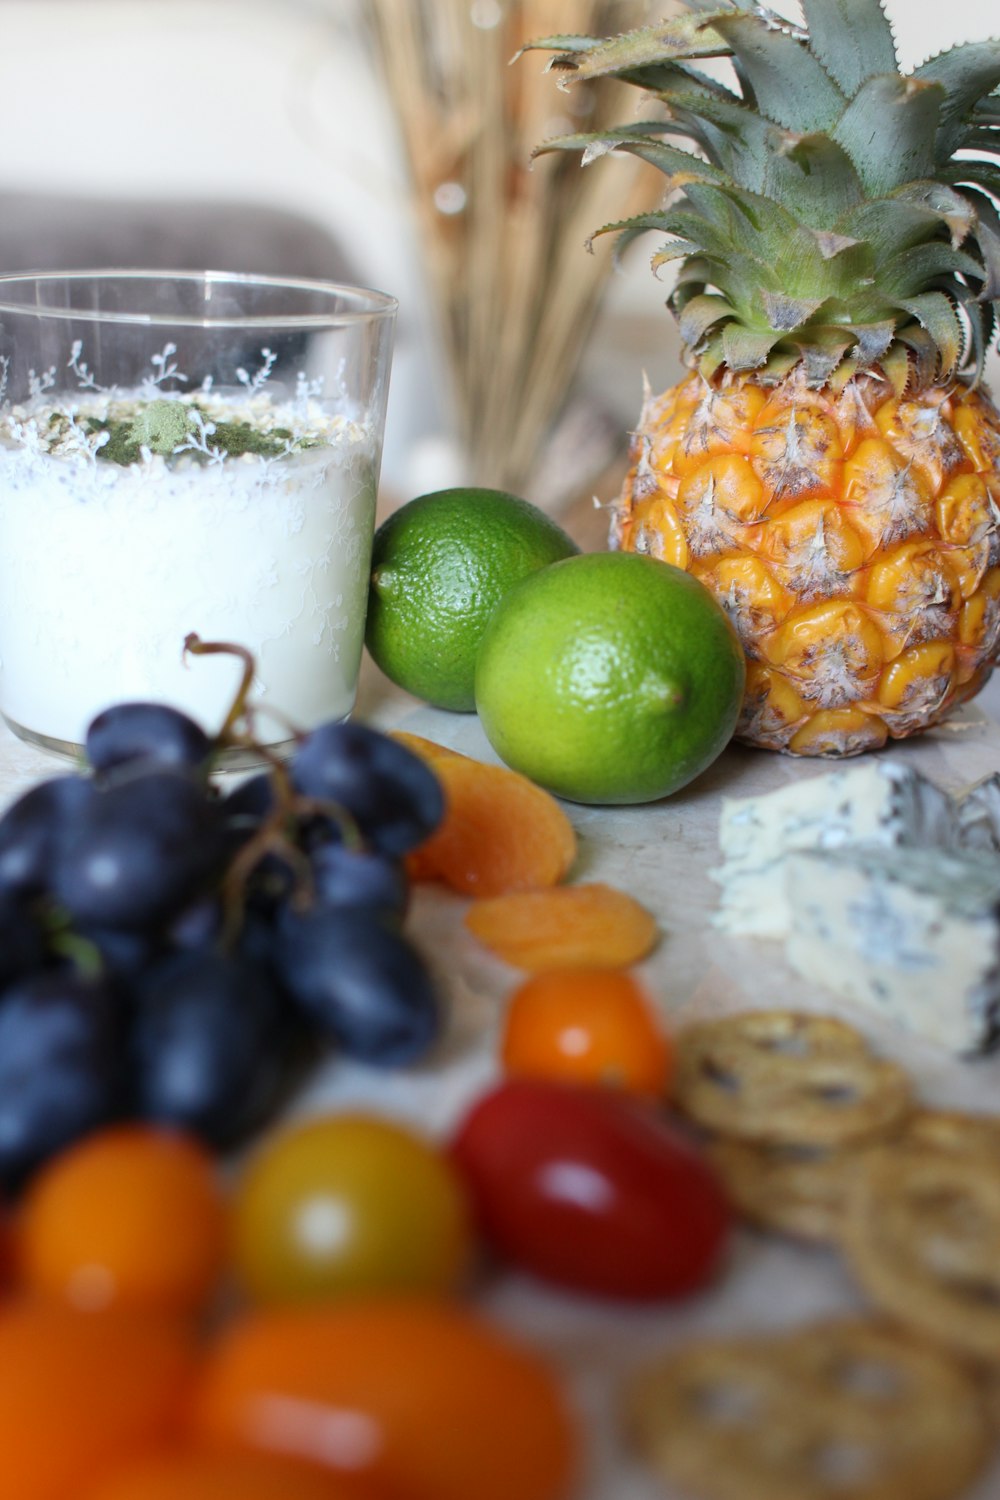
[0,270,397,759]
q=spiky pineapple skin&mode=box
[615,370,1000,756]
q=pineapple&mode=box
[529,0,1000,755]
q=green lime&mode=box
[365,487,579,711]
[474,552,746,805]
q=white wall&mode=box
[0,0,439,487]
[0,0,997,482]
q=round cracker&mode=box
[708,1108,996,1244]
[674,1011,912,1148]
[844,1142,1000,1365]
[902,1108,1000,1159]
[707,1136,880,1243]
[626,1317,990,1500]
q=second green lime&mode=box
[365,487,578,711]
[475,552,746,805]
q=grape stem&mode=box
[184,632,363,946]
[220,817,310,948]
[218,745,363,947]
[183,633,256,746]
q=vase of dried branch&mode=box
[361,0,657,508]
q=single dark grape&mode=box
[0,775,95,901]
[0,972,125,1188]
[52,770,229,931]
[131,951,292,1148]
[275,907,442,1065]
[309,841,408,923]
[85,701,213,775]
[291,722,444,857]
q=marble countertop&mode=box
[365,679,1000,1500]
[5,664,1000,1500]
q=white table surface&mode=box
[5,663,1000,1500]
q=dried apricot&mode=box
[408,758,576,896]
[466,883,659,971]
[389,731,467,765]
[501,969,674,1098]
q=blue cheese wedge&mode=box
[714,761,957,938]
[785,845,1000,1054]
[955,773,1000,853]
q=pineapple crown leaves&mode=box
[525,0,1000,391]
[799,0,898,94]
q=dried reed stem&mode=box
[363,0,657,499]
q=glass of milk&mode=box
[0,270,397,759]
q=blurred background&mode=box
[0,0,996,537]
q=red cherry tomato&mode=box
[450,1078,731,1300]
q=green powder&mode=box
[92,400,300,466]
[202,421,294,459]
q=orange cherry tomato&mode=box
[80,1446,382,1500]
[190,1298,577,1500]
[0,1302,195,1500]
[232,1115,473,1306]
[0,1213,12,1295]
[18,1125,227,1317]
[500,968,673,1099]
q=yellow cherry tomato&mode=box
[231,1114,474,1306]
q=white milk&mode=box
[0,392,377,747]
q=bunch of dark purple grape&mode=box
[0,650,445,1190]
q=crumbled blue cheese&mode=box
[713,761,957,938]
[954,773,1000,854]
[785,846,1000,1054]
